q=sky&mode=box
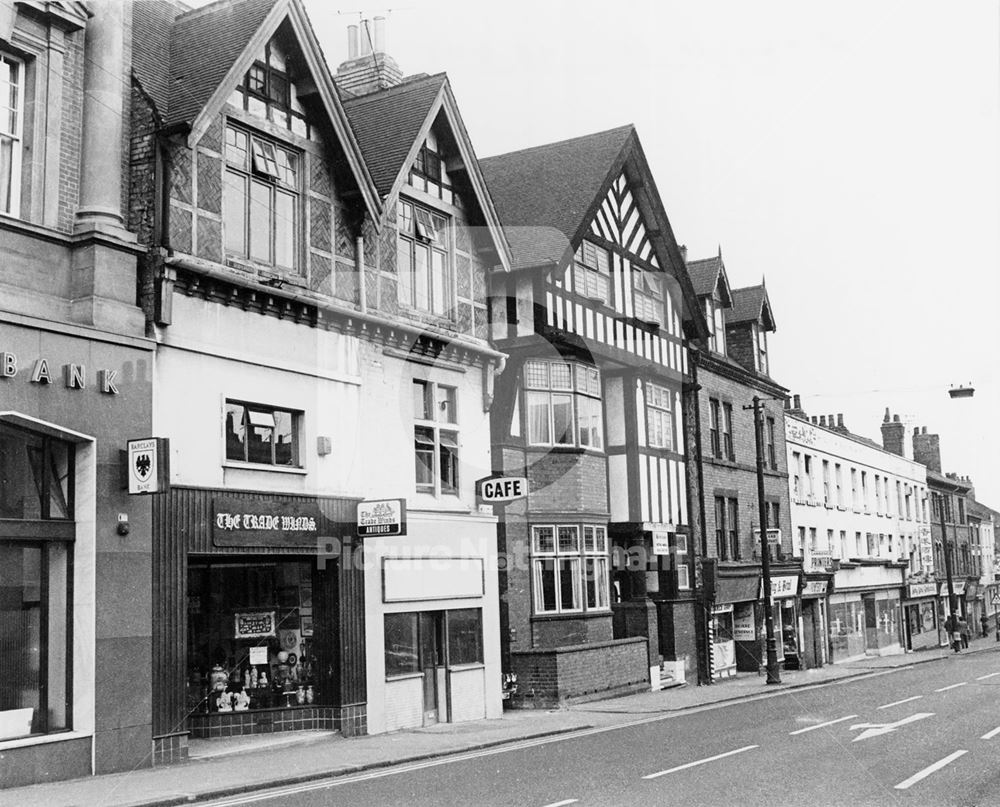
[303,1,1000,504]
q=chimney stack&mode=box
[335,17,403,97]
[819,415,827,427]
[913,426,941,473]
[881,408,907,457]
[679,244,688,263]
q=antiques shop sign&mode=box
[213,497,324,548]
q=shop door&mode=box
[420,612,445,726]
[801,601,817,668]
[863,596,878,653]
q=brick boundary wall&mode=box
[507,637,649,709]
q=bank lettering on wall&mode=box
[0,352,120,394]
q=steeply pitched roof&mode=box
[166,0,278,128]
[727,284,776,330]
[342,73,446,198]
[687,253,733,306]
[479,125,634,269]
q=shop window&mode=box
[187,560,320,713]
[532,524,609,614]
[446,609,484,665]
[230,41,310,137]
[413,380,459,496]
[398,199,452,315]
[384,609,483,678]
[224,124,300,271]
[645,382,673,450]
[0,424,75,739]
[225,401,300,467]
[0,52,22,217]
[524,360,603,450]
[573,241,611,305]
[384,612,420,676]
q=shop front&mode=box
[766,574,801,671]
[151,488,364,762]
[936,579,967,647]
[713,571,759,676]
[903,580,939,651]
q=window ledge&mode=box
[531,609,610,621]
[223,461,307,475]
[0,730,91,752]
[449,663,486,672]
[385,672,423,682]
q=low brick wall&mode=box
[508,637,649,709]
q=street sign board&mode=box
[357,498,406,537]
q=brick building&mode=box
[480,126,707,701]
[684,253,796,678]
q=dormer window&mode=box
[754,323,769,374]
[573,241,610,305]
[230,41,310,138]
[397,199,451,315]
[0,52,22,217]
[633,270,662,326]
[704,298,726,354]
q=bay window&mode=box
[224,125,299,271]
[532,524,609,614]
[398,199,451,316]
[524,360,603,449]
[413,380,459,495]
[0,52,22,216]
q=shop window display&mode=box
[187,559,324,714]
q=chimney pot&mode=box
[374,15,386,53]
[819,415,827,427]
[922,426,927,434]
[359,19,373,57]
[838,414,844,428]
[347,24,359,60]
[793,394,801,410]
[883,407,891,423]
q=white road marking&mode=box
[789,714,858,735]
[541,801,578,807]
[849,713,934,742]
[934,682,968,692]
[894,750,967,790]
[642,745,758,779]
[976,672,1000,681]
[878,695,923,710]
[981,726,1000,740]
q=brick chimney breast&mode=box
[913,427,941,473]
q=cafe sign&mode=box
[213,497,324,548]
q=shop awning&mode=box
[716,574,761,604]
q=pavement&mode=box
[6,634,999,807]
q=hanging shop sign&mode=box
[234,611,277,640]
[477,475,528,503]
[213,497,324,548]
[357,498,406,537]
[126,437,170,495]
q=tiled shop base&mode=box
[187,707,338,738]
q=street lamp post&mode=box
[748,395,781,684]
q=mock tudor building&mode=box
[480,126,707,701]
[129,0,509,763]
[0,1,159,787]
[684,254,796,678]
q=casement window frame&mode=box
[524,359,604,451]
[714,495,740,561]
[0,50,24,218]
[229,40,311,138]
[224,399,302,468]
[633,268,663,326]
[645,381,674,451]
[573,240,611,305]
[531,524,610,615]
[413,379,459,497]
[397,197,453,317]
[223,123,301,273]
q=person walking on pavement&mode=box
[981,613,990,638]
[946,613,961,652]
[959,615,970,649]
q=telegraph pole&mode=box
[748,395,781,684]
